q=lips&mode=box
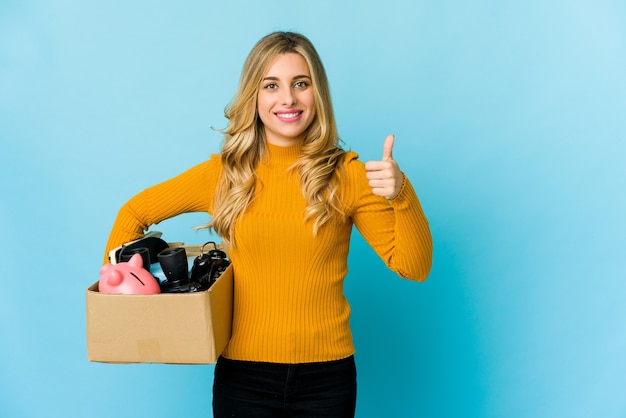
[275,111,303,122]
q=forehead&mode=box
[262,53,311,78]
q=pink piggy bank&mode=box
[99,253,161,294]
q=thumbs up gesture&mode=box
[365,134,403,200]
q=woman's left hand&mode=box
[365,134,403,200]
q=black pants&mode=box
[212,355,357,418]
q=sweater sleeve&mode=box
[102,155,221,263]
[345,153,432,281]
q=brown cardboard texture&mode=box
[86,264,233,364]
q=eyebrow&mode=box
[262,74,312,81]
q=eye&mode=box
[130,272,145,286]
[263,83,278,90]
[294,80,309,89]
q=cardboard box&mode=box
[86,263,233,364]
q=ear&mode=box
[99,263,112,276]
[128,253,144,269]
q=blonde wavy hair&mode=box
[206,31,347,246]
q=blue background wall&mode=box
[1,1,625,417]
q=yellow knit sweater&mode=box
[104,142,432,364]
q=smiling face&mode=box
[257,53,316,146]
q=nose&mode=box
[281,87,297,106]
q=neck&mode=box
[264,141,302,166]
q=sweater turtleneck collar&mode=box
[264,141,302,166]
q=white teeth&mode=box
[278,112,300,119]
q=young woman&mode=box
[104,31,432,418]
